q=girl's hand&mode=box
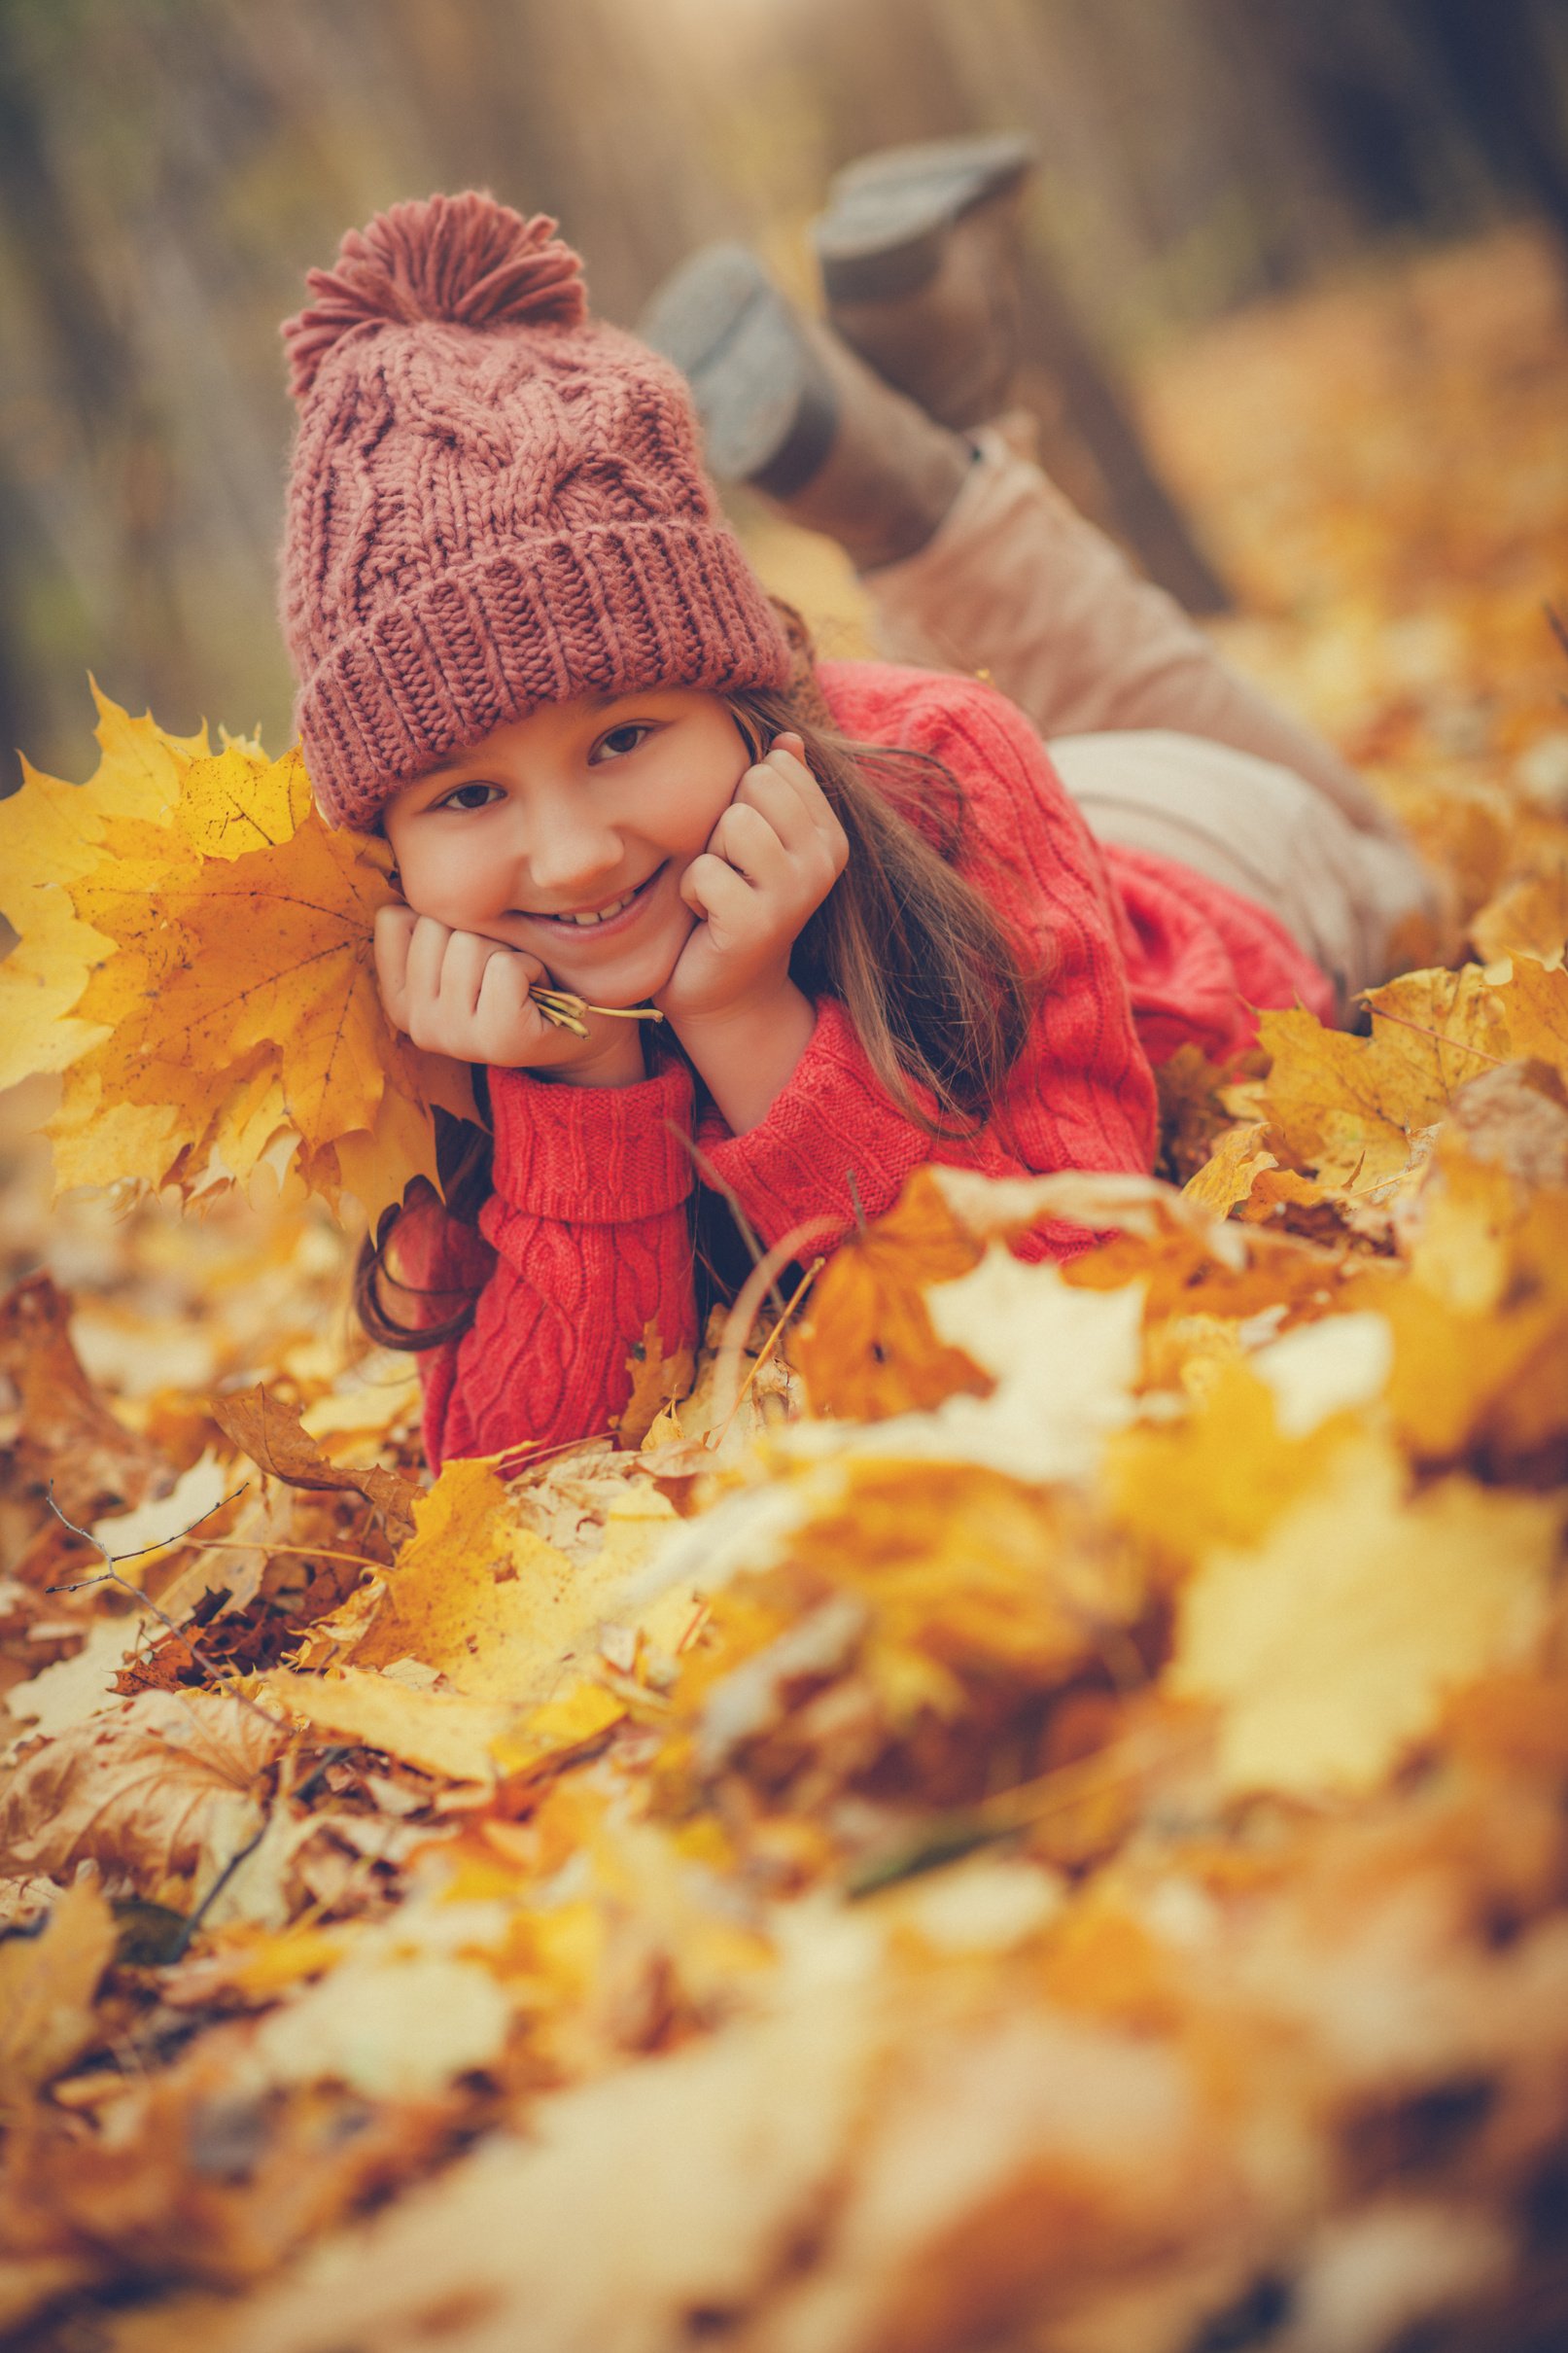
[373,908,645,1088]
[654,734,848,1032]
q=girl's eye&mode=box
[592,722,652,764]
[437,782,502,813]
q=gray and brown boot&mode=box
[639,243,973,573]
[810,131,1036,432]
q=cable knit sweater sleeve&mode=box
[698,665,1159,1265]
[415,1058,699,1472]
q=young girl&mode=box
[278,190,1433,1473]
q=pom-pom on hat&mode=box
[279,192,791,829]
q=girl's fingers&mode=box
[439,927,513,1013]
[707,798,789,888]
[473,942,543,1051]
[679,851,750,925]
[734,760,817,852]
[372,904,418,1029]
[732,767,849,896]
[679,853,715,915]
[739,742,845,852]
[402,912,454,1012]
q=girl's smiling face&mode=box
[381,688,750,1007]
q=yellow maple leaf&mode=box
[1470,865,1568,967]
[793,1165,990,1421]
[1107,1358,1343,1570]
[0,684,195,1089]
[1258,966,1505,1197]
[1180,1120,1280,1217]
[1493,956,1568,1083]
[173,743,314,860]
[1347,1134,1568,1462]
[310,1458,688,1734]
[263,1667,510,1785]
[0,686,472,1224]
[800,1459,1146,1717]
[1170,1439,1560,1795]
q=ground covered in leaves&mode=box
[3,227,1568,2353]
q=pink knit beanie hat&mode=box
[279,192,791,829]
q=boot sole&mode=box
[812,131,1036,303]
[639,244,837,497]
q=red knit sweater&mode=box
[402,664,1333,1469]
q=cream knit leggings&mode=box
[863,430,1438,1020]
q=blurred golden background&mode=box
[1,0,1565,785]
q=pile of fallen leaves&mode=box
[2,228,1568,2352]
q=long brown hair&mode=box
[355,615,1043,1353]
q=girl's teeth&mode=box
[566,889,636,926]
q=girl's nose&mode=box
[520,792,625,901]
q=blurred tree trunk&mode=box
[1011,254,1231,613]
[0,473,31,798]
[0,7,196,759]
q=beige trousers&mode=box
[864,430,1438,1020]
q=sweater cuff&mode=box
[488,1058,695,1223]
[695,999,904,1233]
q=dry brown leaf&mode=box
[1436,1057,1568,1190]
[613,1321,697,1452]
[0,1874,116,2112]
[1,1273,173,1530]
[0,1691,288,1904]
[210,1387,417,1542]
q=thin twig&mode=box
[675,1598,711,1654]
[481,1424,616,1478]
[664,1120,785,1319]
[43,1485,292,1738]
[710,1255,824,1451]
[164,1741,366,1964]
[47,1484,260,1591]
[136,1538,393,1577]
[847,1720,1202,1897]
[709,1218,842,1438]
[165,1818,271,1963]
[67,1479,251,1567]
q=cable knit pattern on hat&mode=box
[279,193,790,828]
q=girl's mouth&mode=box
[517,865,664,939]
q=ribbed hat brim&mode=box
[298,521,791,828]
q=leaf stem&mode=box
[531,985,665,1038]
